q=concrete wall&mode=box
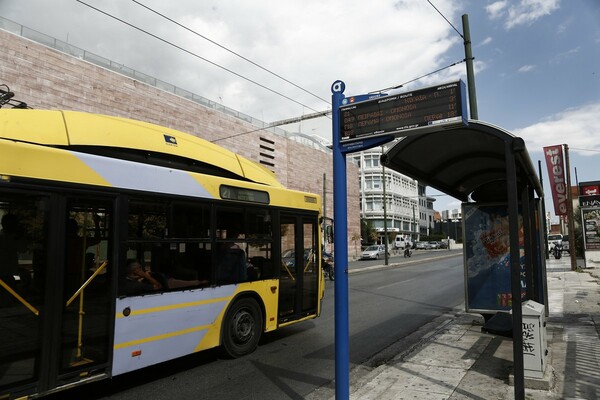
[0,28,360,255]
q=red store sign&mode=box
[581,185,600,196]
[543,145,568,216]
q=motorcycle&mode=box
[403,246,412,258]
[553,243,562,259]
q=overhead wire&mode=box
[370,1,468,95]
[211,125,274,143]
[569,147,600,153]
[366,1,468,94]
[75,0,323,114]
[130,0,330,106]
[425,0,464,39]
[370,59,465,94]
[215,56,466,143]
[74,0,471,143]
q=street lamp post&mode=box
[382,147,389,265]
[412,203,419,242]
[453,219,459,242]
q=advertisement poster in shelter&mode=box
[581,206,600,250]
[463,203,526,312]
[579,183,600,251]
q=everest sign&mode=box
[543,145,568,216]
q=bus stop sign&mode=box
[339,80,467,142]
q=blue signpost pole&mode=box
[328,79,466,398]
[331,80,349,399]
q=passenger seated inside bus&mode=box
[217,242,248,283]
[120,259,206,296]
[120,260,163,296]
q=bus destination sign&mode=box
[339,80,467,142]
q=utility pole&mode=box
[412,203,417,243]
[462,14,478,120]
[382,147,389,265]
[564,144,577,271]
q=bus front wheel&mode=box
[222,297,263,358]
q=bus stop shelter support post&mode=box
[506,140,525,400]
[332,82,350,400]
[521,185,534,300]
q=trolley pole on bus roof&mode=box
[331,81,350,399]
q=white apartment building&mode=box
[351,146,422,242]
[441,209,462,220]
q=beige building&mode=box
[0,18,360,255]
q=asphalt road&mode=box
[56,250,464,400]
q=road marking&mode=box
[377,278,415,290]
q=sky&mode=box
[1,0,599,218]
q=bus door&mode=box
[0,190,50,396]
[278,214,319,323]
[57,199,113,385]
[0,192,114,398]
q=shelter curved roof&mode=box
[381,121,543,202]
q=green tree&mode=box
[351,232,361,258]
[360,218,377,245]
[385,231,395,246]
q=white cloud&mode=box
[486,0,560,29]
[486,1,508,20]
[0,0,465,128]
[478,36,493,47]
[518,64,536,73]
[550,46,580,64]
[556,16,573,34]
[504,0,560,29]
[141,1,460,120]
[515,102,600,155]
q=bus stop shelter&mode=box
[381,120,546,400]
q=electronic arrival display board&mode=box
[339,80,467,142]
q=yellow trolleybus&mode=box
[0,109,324,399]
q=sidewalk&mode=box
[309,255,600,399]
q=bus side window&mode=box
[189,244,212,283]
[171,203,210,239]
[217,245,247,284]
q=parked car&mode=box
[282,248,314,267]
[438,240,449,249]
[415,241,427,250]
[360,245,388,260]
[428,241,440,249]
